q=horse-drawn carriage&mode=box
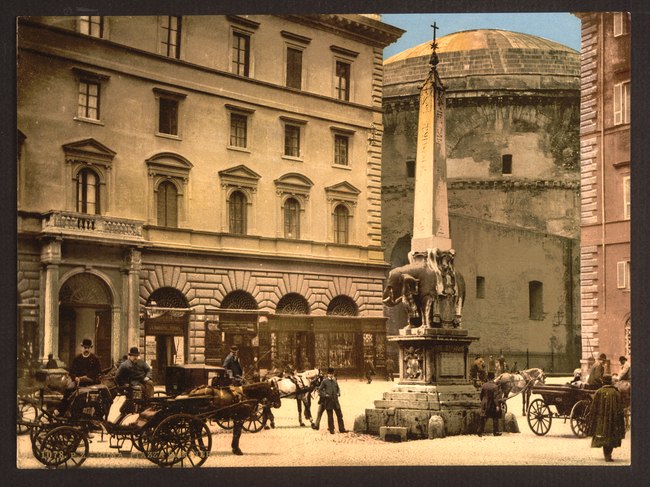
[23,367,280,468]
[526,383,595,437]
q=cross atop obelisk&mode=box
[411,21,451,252]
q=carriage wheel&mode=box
[35,426,89,469]
[527,399,552,436]
[215,417,234,430]
[30,411,58,456]
[148,414,211,468]
[17,400,39,435]
[570,399,591,438]
[242,403,265,433]
[133,421,157,454]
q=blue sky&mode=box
[381,12,581,59]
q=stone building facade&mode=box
[382,30,581,371]
[17,15,403,379]
[574,13,631,376]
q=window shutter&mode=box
[614,13,623,36]
[617,261,627,289]
[614,83,622,125]
[623,176,631,219]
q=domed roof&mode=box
[384,29,579,97]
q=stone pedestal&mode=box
[357,328,486,439]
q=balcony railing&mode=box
[42,211,144,241]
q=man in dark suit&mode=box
[588,353,607,389]
[311,367,347,434]
[223,345,244,382]
[58,338,102,414]
[477,371,502,437]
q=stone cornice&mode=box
[383,178,580,194]
[279,14,404,48]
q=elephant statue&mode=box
[383,262,440,329]
[383,248,466,329]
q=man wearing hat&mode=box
[587,353,607,389]
[616,356,630,382]
[311,367,347,434]
[223,345,244,383]
[58,338,103,414]
[587,374,626,461]
[116,346,154,398]
[469,355,487,390]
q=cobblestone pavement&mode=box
[16,376,631,468]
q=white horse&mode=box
[496,368,545,416]
[268,369,321,427]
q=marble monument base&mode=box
[355,328,506,439]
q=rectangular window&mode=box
[230,113,248,148]
[79,16,103,38]
[406,160,416,178]
[614,12,629,37]
[476,276,486,299]
[161,16,182,59]
[78,80,100,120]
[232,31,250,77]
[529,281,543,320]
[335,61,350,101]
[614,81,630,125]
[159,97,179,135]
[623,176,630,219]
[286,47,302,89]
[334,135,349,166]
[284,125,300,157]
[502,154,513,175]
[617,261,630,289]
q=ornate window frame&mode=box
[63,138,116,215]
[218,165,261,234]
[145,152,193,227]
[274,173,313,239]
[325,181,360,244]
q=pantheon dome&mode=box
[381,29,581,369]
[384,29,579,96]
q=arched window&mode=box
[229,191,247,235]
[284,198,300,239]
[529,281,543,320]
[333,204,349,244]
[76,168,100,214]
[327,295,358,316]
[157,180,178,227]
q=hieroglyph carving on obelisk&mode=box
[411,24,452,253]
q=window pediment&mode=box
[146,152,193,179]
[274,173,314,197]
[325,181,360,202]
[63,138,116,168]
[219,164,261,190]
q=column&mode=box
[40,239,62,361]
[125,249,142,349]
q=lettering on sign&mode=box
[440,352,464,376]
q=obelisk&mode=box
[411,24,451,252]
